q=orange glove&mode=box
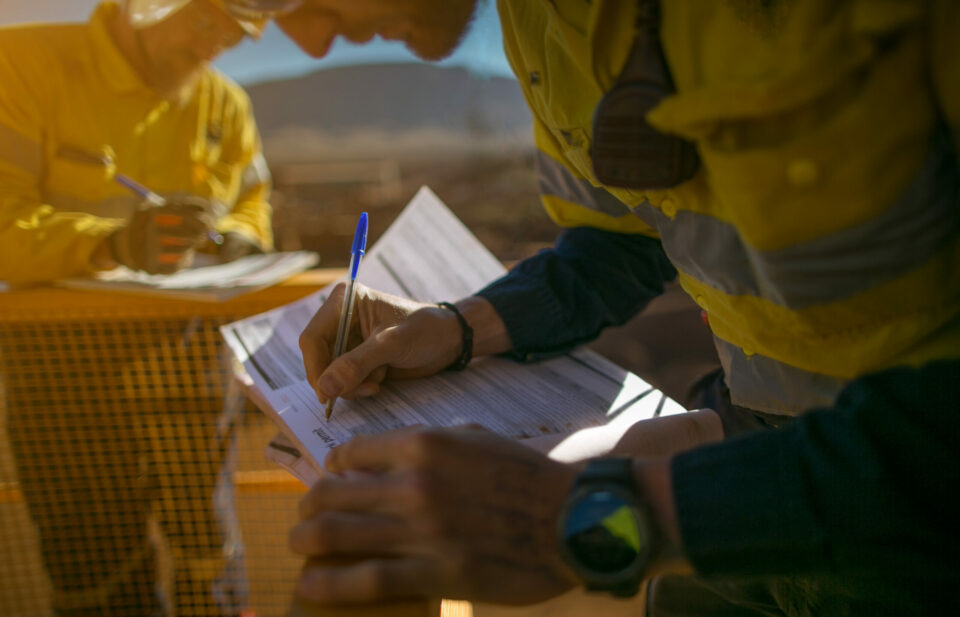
[109,196,216,274]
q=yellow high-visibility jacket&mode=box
[0,1,273,286]
[499,0,960,413]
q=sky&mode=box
[0,0,514,85]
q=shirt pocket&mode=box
[43,154,125,216]
[696,38,935,252]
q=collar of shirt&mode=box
[88,1,154,97]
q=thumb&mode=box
[314,325,407,401]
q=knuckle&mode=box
[299,516,338,554]
[399,469,438,514]
[300,567,337,602]
[327,444,350,470]
[298,492,317,521]
[288,523,308,554]
[414,509,450,541]
[443,551,471,582]
[297,328,314,354]
[298,479,334,518]
[403,429,445,463]
[335,355,366,383]
[345,432,371,450]
[375,324,401,346]
[334,434,367,463]
[314,516,342,552]
[361,561,392,597]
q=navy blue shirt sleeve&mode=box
[475,227,677,361]
[672,358,960,581]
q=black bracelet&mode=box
[438,302,473,371]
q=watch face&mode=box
[562,489,647,575]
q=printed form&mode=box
[222,187,685,480]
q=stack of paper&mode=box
[221,187,686,485]
[57,250,319,302]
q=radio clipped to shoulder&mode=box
[591,0,699,190]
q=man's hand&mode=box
[298,284,467,404]
[289,425,581,605]
[217,231,264,263]
[107,195,216,274]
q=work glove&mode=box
[108,195,217,275]
[218,231,265,263]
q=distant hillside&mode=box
[244,63,534,160]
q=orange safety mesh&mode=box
[0,277,332,617]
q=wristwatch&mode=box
[557,458,653,597]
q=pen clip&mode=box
[56,145,113,168]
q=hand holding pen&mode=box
[113,174,225,247]
[56,145,225,248]
[326,212,369,421]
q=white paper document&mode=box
[57,250,319,302]
[222,187,686,482]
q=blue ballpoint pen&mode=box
[325,211,369,421]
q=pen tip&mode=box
[324,401,333,422]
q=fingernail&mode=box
[322,449,342,474]
[311,382,327,404]
[318,374,342,398]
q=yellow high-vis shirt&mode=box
[0,1,273,286]
[499,0,960,413]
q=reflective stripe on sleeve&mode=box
[713,336,849,415]
[633,133,960,310]
[536,150,633,218]
[238,152,271,199]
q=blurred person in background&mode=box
[0,0,271,285]
[0,0,273,614]
[276,1,960,616]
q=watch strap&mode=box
[563,458,650,597]
[575,458,636,488]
